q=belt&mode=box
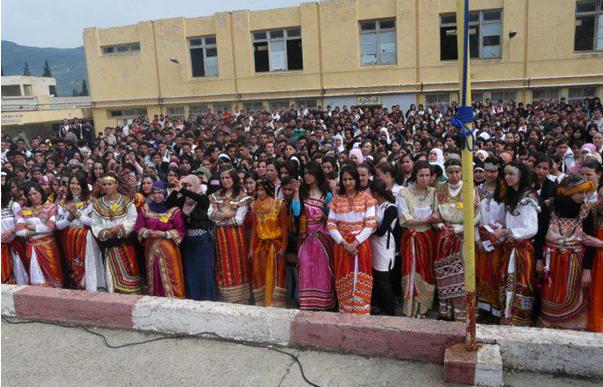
[187,229,208,237]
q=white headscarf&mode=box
[182,174,202,216]
[333,134,345,153]
[380,127,391,145]
[429,148,447,178]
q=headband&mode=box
[484,162,499,171]
[445,165,461,173]
[103,176,117,183]
[504,165,521,176]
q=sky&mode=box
[1,0,304,48]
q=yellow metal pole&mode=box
[455,0,477,351]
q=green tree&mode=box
[43,60,52,77]
[22,62,31,76]
[80,78,89,96]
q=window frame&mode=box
[188,36,219,78]
[531,88,561,103]
[252,27,303,73]
[358,18,397,66]
[568,86,599,102]
[439,9,503,60]
[425,93,451,111]
[109,108,147,118]
[574,0,603,52]
[101,42,141,56]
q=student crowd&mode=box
[2,96,603,332]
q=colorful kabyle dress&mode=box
[135,204,186,298]
[208,191,252,304]
[327,191,377,314]
[250,197,289,307]
[1,203,27,285]
[91,194,142,294]
[539,201,593,330]
[397,184,437,318]
[476,183,506,319]
[297,195,335,311]
[499,192,540,326]
[56,199,106,291]
[434,182,480,321]
[15,202,63,287]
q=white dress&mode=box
[56,200,106,291]
[1,203,28,285]
[370,202,397,271]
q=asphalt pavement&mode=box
[1,320,599,387]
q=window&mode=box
[296,99,318,108]
[359,19,397,65]
[212,103,231,113]
[532,88,560,102]
[102,42,140,55]
[568,86,599,101]
[471,92,484,103]
[252,28,303,72]
[23,85,32,96]
[109,108,147,118]
[1,85,22,96]
[243,101,264,112]
[575,0,603,51]
[425,93,450,111]
[490,90,517,102]
[190,104,209,115]
[49,85,57,97]
[188,36,219,77]
[269,100,290,110]
[440,10,502,60]
[166,106,185,116]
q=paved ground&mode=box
[1,320,600,387]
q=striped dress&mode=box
[327,191,377,314]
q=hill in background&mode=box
[1,40,88,97]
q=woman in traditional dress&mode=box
[369,179,398,316]
[493,162,540,326]
[327,164,377,314]
[476,157,506,321]
[208,168,252,304]
[397,161,438,318]
[167,174,215,301]
[249,178,289,307]
[91,173,142,294]
[434,159,480,321]
[584,183,603,332]
[535,174,595,330]
[1,182,27,285]
[135,181,185,298]
[56,171,105,291]
[292,161,335,310]
[15,182,63,287]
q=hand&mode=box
[173,179,181,192]
[582,269,592,288]
[291,179,301,192]
[26,224,36,231]
[428,212,440,224]
[67,203,78,217]
[535,260,544,274]
[493,228,506,240]
[58,186,68,198]
[582,235,603,248]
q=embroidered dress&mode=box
[327,191,377,314]
[499,192,540,326]
[15,202,63,287]
[590,202,603,332]
[56,199,105,291]
[208,191,252,303]
[135,204,186,298]
[1,202,27,284]
[476,183,506,318]
[91,194,142,294]
[297,196,335,310]
[539,202,592,330]
[397,184,437,317]
[250,197,288,307]
[434,182,480,321]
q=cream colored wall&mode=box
[84,0,603,132]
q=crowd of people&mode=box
[2,95,603,332]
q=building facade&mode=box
[84,0,603,129]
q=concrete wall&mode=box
[84,0,603,129]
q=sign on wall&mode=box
[1,113,24,125]
[356,95,382,106]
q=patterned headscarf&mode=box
[148,180,168,213]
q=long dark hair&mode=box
[66,171,90,202]
[370,179,396,204]
[257,177,275,198]
[23,181,47,206]
[300,161,329,199]
[500,161,533,213]
[338,163,360,195]
[218,167,243,197]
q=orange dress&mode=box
[589,213,603,332]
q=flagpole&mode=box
[456,0,477,351]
